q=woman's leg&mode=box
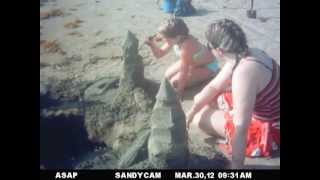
[164,61,181,80]
[170,66,215,88]
[191,105,227,139]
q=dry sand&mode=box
[40,0,280,169]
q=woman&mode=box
[186,19,280,169]
[145,18,220,97]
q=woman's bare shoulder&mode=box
[233,61,261,85]
[233,59,272,96]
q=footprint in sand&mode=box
[94,31,102,36]
[67,31,84,37]
[91,41,107,49]
[76,3,85,7]
[40,62,49,68]
[92,56,109,63]
[97,13,105,17]
[64,19,84,29]
[40,39,66,55]
[91,37,119,49]
[69,8,78,11]
[82,56,108,71]
[65,55,82,62]
[40,9,64,20]
[110,55,121,61]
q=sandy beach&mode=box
[40,0,280,169]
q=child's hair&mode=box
[158,18,189,42]
[205,19,248,58]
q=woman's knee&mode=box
[192,106,212,127]
[203,110,227,138]
[194,106,222,137]
[198,115,211,132]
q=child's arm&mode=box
[176,48,191,96]
[145,36,172,59]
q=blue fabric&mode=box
[174,0,196,16]
[162,0,176,13]
[206,61,220,72]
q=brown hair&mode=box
[205,19,248,58]
[158,18,189,43]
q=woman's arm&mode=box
[230,65,258,169]
[187,61,234,128]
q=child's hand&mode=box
[172,78,179,89]
[193,92,202,105]
[154,34,163,42]
[144,37,153,46]
[144,34,156,45]
[171,79,184,100]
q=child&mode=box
[145,18,220,98]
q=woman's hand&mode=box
[186,91,204,130]
[193,92,202,105]
[186,109,196,130]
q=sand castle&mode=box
[83,31,154,157]
[148,77,189,168]
[118,77,190,169]
[119,31,144,89]
[41,30,229,169]
[76,31,191,169]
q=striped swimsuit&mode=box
[220,52,280,157]
[251,58,280,122]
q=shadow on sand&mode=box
[245,164,280,169]
[182,79,211,101]
[188,153,229,169]
[40,92,103,169]
[204,137,280,170]
[194,8,218,16]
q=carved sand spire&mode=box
[83,31,154,157]
[119,31,144,90]
[148,77,189,169]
